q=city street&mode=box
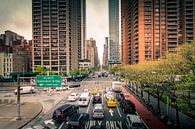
[21,77,162,129]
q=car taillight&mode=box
[61,112,64,119]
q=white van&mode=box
[125,114,144,129]
[14,86,36,95]
[78,93,90,106]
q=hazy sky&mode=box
[0,0,108,63]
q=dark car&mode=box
[67,113,90,129]
[52,104,79,122]
[120,100,136,114]
[113,87,122,93]
[90,125,106,129]
[92,95,102,104]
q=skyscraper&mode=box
[103,37,109,67]
[121,0,195,65]
[86,38,99,68]
[32,0,86,74]
[109,0,120,64]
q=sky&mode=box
[0,0,108,64]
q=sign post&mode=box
[16,74,21,120]
[36,76,62,88]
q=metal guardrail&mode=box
[0,82,30,87]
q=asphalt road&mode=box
[23,77,141,129]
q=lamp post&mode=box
[16,74,21,120]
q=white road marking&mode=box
[58,121,65,129]
[116,106,122,117]
[44,119,54,125]
[109,109,114,116]
[117,121,122,129]
[86,96,92,113]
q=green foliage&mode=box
[0,75,3,80]
[118,42,195,112]
[176,99,189,113]
[70,68,78,77]
[80,68,88,76]
[34,66,45,75]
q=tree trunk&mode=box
[141,89,143,98]
[188,90,191,108]
[148,92,150,103]
[175,102,180,124]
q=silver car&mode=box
[92,104,104,119]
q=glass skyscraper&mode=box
[108,0,120,64]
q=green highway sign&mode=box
[36,76,62,88]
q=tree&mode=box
[70,68,78,78]
[0,75,3,80]
[34,66,45,75]
[80,68,88,77]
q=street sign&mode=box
[36,76,62,88]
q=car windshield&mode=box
[79,98,87,101]
[94,109,103,113]
[132,123,142,127]
[55,110,61,115]
[70,114,81,121]
[94,96,101,100]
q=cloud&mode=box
[0,0,32,40]
[86,0,108,64]
[0,0,108,63]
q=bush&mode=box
[160,95,169,104]
[176,99,189,113]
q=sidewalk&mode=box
[0,102,43,129]
[120,86,169,129]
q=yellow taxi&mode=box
[91,88,98,95]
[106,97,117,107]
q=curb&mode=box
[18,102,43,129]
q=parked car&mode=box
[52,104,79,123]
[92,104,104,119]
[92,94,102,104]
[14,86,35,95]
[125,114,144,129]
[68,93,80,101]
[67,113,89,129]
[120,100,136,114]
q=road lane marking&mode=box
[86,96,92,113]
[109,109,114,116]
[117,121,122,129]
[58,121,65,129]
[116,106,122,117]
[44,119,54,125]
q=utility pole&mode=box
[16,74,21,120]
